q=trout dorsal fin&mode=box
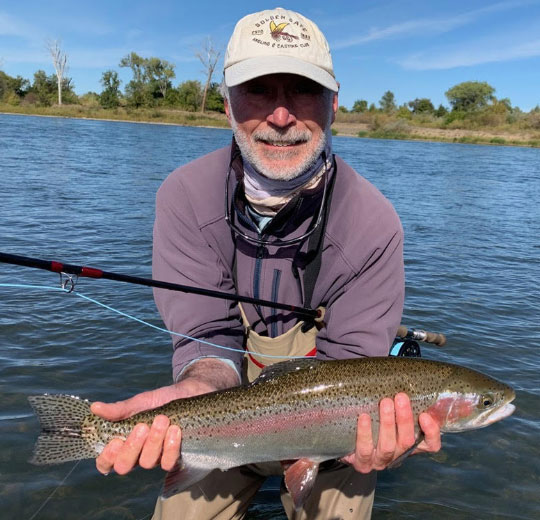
[254,359,323,384]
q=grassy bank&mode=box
[2,103,540,148]
[0,103,230,128]
[332,111,540,148]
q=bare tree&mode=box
[195,37,221,113]
[46,39,68,105]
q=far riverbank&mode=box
[2,104,539,148]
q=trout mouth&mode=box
[474,401,515,428]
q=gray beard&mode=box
[230,113,330,181]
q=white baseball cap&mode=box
[224,7,338,92]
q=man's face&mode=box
[225,74,338,181]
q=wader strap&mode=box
[233,155,337,333]
[300,155,337,326]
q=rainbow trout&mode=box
[29,357,515,507]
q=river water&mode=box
[0,113,538,519]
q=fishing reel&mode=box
[390,326,447,357]
[389,338,421,357]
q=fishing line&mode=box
[0,283,310,360]
[0,282,305,518]
[27,460,81,520]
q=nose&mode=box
[266,106,297,128]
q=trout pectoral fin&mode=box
[284,458,320,510]
[161,461,212,499]
[387,432,425,470]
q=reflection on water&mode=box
[0,114,539,519]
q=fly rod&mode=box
[0,252,447,345]
[0,252,321,321]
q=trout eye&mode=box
[480,394,494,408]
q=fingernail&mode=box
[134,424,149,438]
[168,426,181,442]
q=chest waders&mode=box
[237,166,335,383]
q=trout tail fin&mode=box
[28,394,98,465]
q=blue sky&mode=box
[1,0,540,111]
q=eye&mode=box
[244,81,270,96]
[480,395,494,408]
[292,80,323,96]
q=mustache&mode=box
[252,128,311,146]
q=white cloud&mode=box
[332,18,460,49]
[331,1,536,50]
[0,11,39,38]
[399,38,540,70]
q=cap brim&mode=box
[224,55,338,92]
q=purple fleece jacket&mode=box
[152,144,404,381]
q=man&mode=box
[92,7,441,519]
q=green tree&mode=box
[176,80,202,111]
[408,98,434,114]
[120,52,148,107]
[145,57,176,100]
[498,98,512,112]
[445,81,495,112]
[61,77,78,104]
[434,104,448,117]
[397,103,412,119]
[100,70,122,108]
[351,99,368,113]
[379,91,396,113]
[204,82,225,113]
[80,92,100,107]
[0,71,30,102]
[30,69,76,105]
[338,105,348,113]
[30,70,56,105]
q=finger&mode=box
[416,413,441,453]
[161,425,182,471]
[139,415,170,469]
[349,413,375,473]
[374,397,397,469]
[113,423,150,475]
[90,386,178,422]
[91,393,151,421]
[96,438,124,475]
[91,400,134,421]
[394,393,416,452]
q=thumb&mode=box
[90,394,151,421]
[90,386,179,421]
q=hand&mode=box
[91,358,240,476]
[342,392,441,473]
[91,378,216,476]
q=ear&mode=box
[224,97,232,125]
[331,91,339,124]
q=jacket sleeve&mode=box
[152,170,244,381]
[315,208,405,359]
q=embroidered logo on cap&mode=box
[269,21,298,42]
[250,13,311,49]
